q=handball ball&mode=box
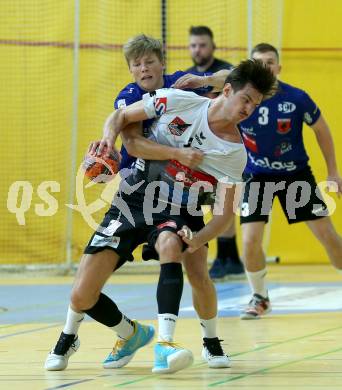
[83,147,120,183]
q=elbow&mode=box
[123,137,138,157]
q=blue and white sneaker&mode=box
[103,321,155,368]
[152,341,194,374]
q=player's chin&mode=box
[140,79,157,91]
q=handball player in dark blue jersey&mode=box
[239,43,342,320]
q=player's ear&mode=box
[222,83,232,96]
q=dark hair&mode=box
[225,59,276,98]
[251,43,279,61]
[189,25,214,40]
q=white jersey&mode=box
[123,88,247,209]
[143,88,247,184]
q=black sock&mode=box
[157,263,183,315]
[217,236,241,264]
[84,293,123,327]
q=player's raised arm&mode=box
[172,69,230,91]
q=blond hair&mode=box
[123,34,164,65]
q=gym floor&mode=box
[1,264,342,389]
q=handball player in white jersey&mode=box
[46,60,275,375]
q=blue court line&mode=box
[45,379,93,390]
[111,323,342,387]
[45,374,110,390]
[0,323,61,339]
[208,345,342,387]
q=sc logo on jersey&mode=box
[154,97,167,116]
[278,102,296,113]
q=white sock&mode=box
[63,305,85,335]
[245,268,268,297]
[158,313,177,342]
[109,315,135,340]
[199,316,217,339]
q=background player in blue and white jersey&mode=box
[239,43,342,320]
[112,34,229,170]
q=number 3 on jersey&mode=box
[258,107,269,125]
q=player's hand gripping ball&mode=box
[83,147,120,183]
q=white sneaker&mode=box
[202,337,231,368]
[45,333,80,371]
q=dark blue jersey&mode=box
[114,71,212,169]
[239,80,321,175]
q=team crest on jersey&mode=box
[278,102,296,113]
[274,141,292,157]
[277,118,291,134]
[154,97,167,116]
[242,132,258,153]
[168,116,191,136]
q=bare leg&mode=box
[183,246,217,319]
[219,221,236,238]
[71,250,120,311]
[306,217,342,269]
[152,231,194,373]
[240,221,271,320]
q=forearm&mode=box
[102,110,125,144]
[205,69,230,89]
[123,133,178,161]
[195,213,234,245]
[315,129,338,174]
[103,100,148,141]
[193,184,236,245]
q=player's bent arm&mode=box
[206,69,231,90]
[121,124,204,169]
[183,185,237,252]
[172,69,230,91]
[109,100,149,135]
[121,123,179,161]
[97,101,150,155]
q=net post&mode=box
[65,0,80,270]
[161,0,167,72]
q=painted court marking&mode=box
[109,324,342,388]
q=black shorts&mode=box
[240,166,328,225]
[84,196,205,269]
